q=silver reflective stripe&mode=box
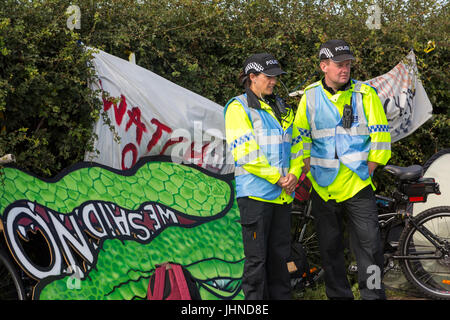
[305,89,317,132]
[371,141,391,150]
[303,142,311,150]
[353,82,367,126]
[291,149,304,160]
[336,126,369,136]
[237,95,271,148]
[249,108,263,132]
[235,149,265,166]
[236,94,248,107]
[235,94,249,112]
[236,94,264,132]
[255,134,283,146]
[234,166,284,177]
[283,133,292,143]
[234,166,248,176]
[339,152,369,163]
[310,157,339,168]
[311,128,335,139]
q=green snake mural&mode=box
[0,156,245,300]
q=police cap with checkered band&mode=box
[243,53,287,77]
[319,39,355,62]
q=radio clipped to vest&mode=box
[266,94,291,125]
[342,104,353,128]
[341,95,353,129]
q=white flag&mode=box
[85,49,233,174]
[366,51,433,143]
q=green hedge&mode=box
[0,1,101,176]
[0,0,448,181]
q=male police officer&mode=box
[294,40,391,300]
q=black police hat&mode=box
[319,39,355,62]
[243,53,287,76]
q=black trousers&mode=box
[237,197,292,300]
[311,185,386,300]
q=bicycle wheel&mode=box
[398,206,450,299]
[0,248,26,300]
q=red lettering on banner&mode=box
[98,79,128,126]
[113,95,128,126]
[125,107,147,145]
[121,118,174,170]
[160,137,186,155]
[188,142,210,167]
[147,119,173,153]
[121,143,138,170]
[141,211,158,232]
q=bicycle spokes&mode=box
[399,208,450,298]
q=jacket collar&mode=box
[321,78,352,95]
[244,88,284,124]
[245,87,262,110]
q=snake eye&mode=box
[197,277,242,299]
[206,278,241,292]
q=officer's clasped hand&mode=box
[277,173,297,194]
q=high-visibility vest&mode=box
[224,94,294,200]
[305,82,373,187]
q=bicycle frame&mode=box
[376,175,446,262]
[292,200,313,243]
[393,215,449,260]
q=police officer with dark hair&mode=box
[224,53,303,299]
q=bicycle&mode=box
[376,164,449,299]
[0,247,25,300]
[289,173,323,291]
[0,153,27,300]
[290,163,450,300]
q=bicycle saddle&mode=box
[383,164,423,181]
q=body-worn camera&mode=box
[342,104,353,128]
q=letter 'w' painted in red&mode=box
[103,94,128,126]
[99,79,128,126]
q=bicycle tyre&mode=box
[398,206,450,300]
[0,248,26,300]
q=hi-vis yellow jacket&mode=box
[225,95,303,204]
[294,80,391,203]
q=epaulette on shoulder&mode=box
[353,81,377,95]
[304,80,321,92]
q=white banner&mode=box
[85,49,233,174]
[366,51,433,143]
